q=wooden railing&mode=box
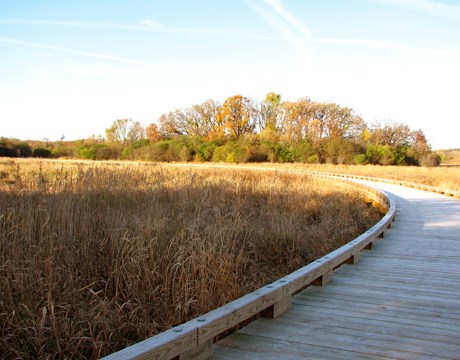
[102,170,396,360]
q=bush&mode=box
[17,143,33,157]
[354,153,367,165]
[307,154,319,164]
[33,148,52,158]
[291,141,316,163]
[51,144,76,158]
[149,141,169,161]
[95,145,120,160]
[165,141,192,162]
[321,139,358,165]
[190,137,217,162]
[121,139,150,160]
[212,142,251,163]
[419,152,441,167]
[77,144,119,160]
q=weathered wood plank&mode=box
[258,315,460,357]
[295,289,460,319]
[214,332,393,360]
[290,299,460,333]
[236,318,450,360]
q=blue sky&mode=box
[1,0,459,149]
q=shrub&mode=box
[95,145,120,160]
[189,137,216,162]
[354,153,367,165]
[320,139,359,165]
[77,144,116,160]
[33,147,52,158]
[419,152,441,167]
[291,141,316,163]
[212,142,251,163]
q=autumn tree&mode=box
[369,121,412,147]
[105,119,145,147]
[318,103,365,140]
[280,97,316,143]
[216,95,255,139]
[158,100,221,139]
[186,100,220,138]
[146,123,160,143]
[157,110,187,138]
[410,129,440,166]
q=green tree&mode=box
[255,92,282,132]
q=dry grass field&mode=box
[310,164,460,191]
[0,159,384,358]
[240,163,460,192]
[438,149,460,166]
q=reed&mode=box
[0,159,381,359]
[241,163,460,192]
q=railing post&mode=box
[262,295,292,319]
[364,242,373,250]
[311,270,333,286]
[174,340,213,360]
[344,252,360,265]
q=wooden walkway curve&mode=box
[213,180,460,359]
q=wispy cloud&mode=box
[250,0,460,60]
[0,18,278,40]
[247,0,314,59]
[0,18,164,30]
[0,37,166,68]
[314,37,460,58]
[262,0,312,37]
[367,0,460,19]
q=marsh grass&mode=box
[0,159,381,359]
[240,163,460,192]
[306,164,460,191]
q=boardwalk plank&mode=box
[289,301,460,337]
[282,307,460,344]
[214,332,393,360]
[294,288,460,318]
[237,318,453,360]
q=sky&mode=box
[1,0,459,149]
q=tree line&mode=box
[1,93,441,166]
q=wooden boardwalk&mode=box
[213,181,460,359]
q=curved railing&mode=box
[103,169,396,360]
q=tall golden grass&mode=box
[310,164,460,191]
[239,163,460,192]
[0,159,381,359]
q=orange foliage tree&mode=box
[215,95,255,139]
